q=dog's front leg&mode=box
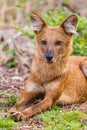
[9,78,44,115]
[11,80,64,121]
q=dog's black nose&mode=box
[46,55,53,61]
[45,50,53,62]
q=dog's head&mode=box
[30,11,78,64]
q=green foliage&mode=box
[5,60,17,68]
[0,95,18,107]
[0,112,21,130]
[3,45,15,57]
[5,96,18,106]
[0,93,3,97]
[0,116,15,130]
[15,26,35,38]
[36,104,87,130]
[18,0,26,3]
[43,8,68,26]
[43,8,87,56]
[73,16,87,56]
[3,46,17,67]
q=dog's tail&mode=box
[80,59,87,78]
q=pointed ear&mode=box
[60,14,78,35]
[30,10,47,33]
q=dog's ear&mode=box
[30,10,47,33]
[60,14,78,35]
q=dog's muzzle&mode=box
[45,50,54,63]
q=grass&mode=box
[0,93,4,98]
[0,96,20,130]
[0,114,15,130]
[0,101,87,129]
[0,96,19,107]
[0,111,21,130]
[5,96,19,107]
[0,116,21,130]
[36,104,87,130]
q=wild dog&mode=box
[9,11,87,121]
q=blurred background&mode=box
[0,0,87,67]
[0,0,87,27]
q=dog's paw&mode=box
[11,112,24,121]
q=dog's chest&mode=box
[40,66,59,80]
[31,62,64,83]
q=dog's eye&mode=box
[55,41,63,46]
[40,40,47,45]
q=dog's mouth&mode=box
[44,57,54,64]
[45,60,53,64]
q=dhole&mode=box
[9,11,87,121]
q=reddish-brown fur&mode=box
[9,11,87,121]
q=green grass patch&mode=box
[0,93,4,98]
[0,116,15,130]
[4,96,19,107]
[5,60,17,68]
[0,110,22,130]
[0,115,22,130]
[36,104,87,130]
